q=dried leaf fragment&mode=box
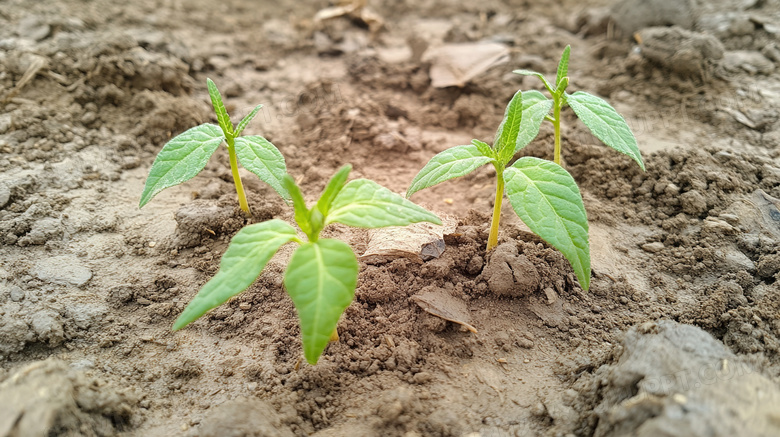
[411,289,477,333]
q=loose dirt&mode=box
[1,0,779,436]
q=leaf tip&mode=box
[138,190,154,209]
[171,317,188,331]
[580,270,591,291]
[304,351,320,365]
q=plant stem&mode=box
[226,137,251,215]
[487,170,504,251]
[553,97,562,166]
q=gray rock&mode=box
[637,27,724,80]
[610,0,695,35]
[69,359,94,370]
[593,320,780,437]
[722,249,756,273]
[641,242,665,253]
[30,255,92,287]
[718,51,776,76]
[0,182,10,209]
[15,15,51,41]
[9,286,24,302]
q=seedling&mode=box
[407,92,591,290]
[407,46,646,292]
[173,165,442,364]
[513,45,644,170]
[139,79,289,214]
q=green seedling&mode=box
[513,45,644,170]
[407,46,646,292]
[407,91,591,290]
[140,79,289,214]
[173,164,442,364]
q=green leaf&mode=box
[207,78,233,137]
[513,69,554,94]
[234,136,290,202]
[504,157,590,290]
[234,104,263,137]
[515,91,554,153]
[284,239,358,364]
[494,90,523,164]
[555,45,571,91]
[173,220,299,330]
[329,179,442,228]
[565,91,645,171]
[139,124,224,208]
[283,176,312,237]
[316,164,351,216]
[406,144,494,198]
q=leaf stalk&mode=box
[226,136,251,215]
[487,165,505,251]
[553,97,562,166]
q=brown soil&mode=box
[1,0,780,436]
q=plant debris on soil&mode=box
[1,0,780,436]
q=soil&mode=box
[1,0,780,436]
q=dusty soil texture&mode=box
[2,0,780,435]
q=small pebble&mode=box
[641,242,665,253]
[517,338,534,349]
[0,182,10,208]
[544,288,557,305]
[413,372,432,384]
[9,286,24,302]
[239,302,252,311]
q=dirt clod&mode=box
[193,397,294,437]
[0,359,135,436]
[576,321,780,437]
[482,242,541,297]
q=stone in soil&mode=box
[30,255,92,287]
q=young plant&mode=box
[139,79,289,215]
[172,165,442,365]
[513,45,644,170]
[407,91,591,290]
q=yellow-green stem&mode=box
[487,171,504,251]
[553,99,562,165]
[226,137,251,215]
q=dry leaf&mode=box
[423,42,509,88]
[360,216,457,264]
[411,289,477,333]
